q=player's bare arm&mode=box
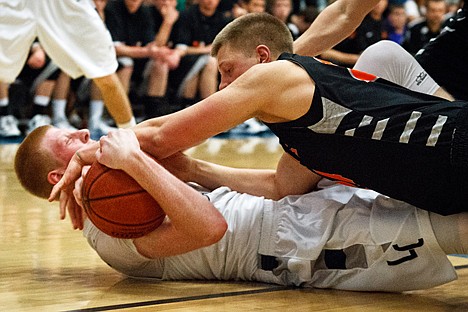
[134,61,315,159]
[168,151,320,200]
[293,0,380,56]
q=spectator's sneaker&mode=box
[68,111,83,129]
[229,118,269,135]
[89,120,117,140]
[27,114,51,135]
[53,117,78,131]
[0,115,21,137]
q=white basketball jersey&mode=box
[84,184,457,291]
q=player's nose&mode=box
[76,129,90,143]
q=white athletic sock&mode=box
[0,98,8,107]
[117,117,136,129]
[89,100,104,127]
[52,99,67,121]
[33,95,50,107]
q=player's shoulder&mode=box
[243,60,302,83]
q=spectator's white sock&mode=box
[52,99,67,121]
[89,100,104,128]
[0,98,8,107]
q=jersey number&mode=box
[387,238,424,266]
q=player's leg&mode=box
[35,0,135,128]
[430,212,468,255]
[0,1,37,83]
[0,1,36,136]
[415,5,468,101]
[354,40,453,100]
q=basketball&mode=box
[81,161,166,239]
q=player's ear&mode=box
[256,45,271,63]
[47,170,64,185]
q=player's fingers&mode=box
[59,190,69,220]
[49,181,63,202]
[67,195,78,230]
[76,202,84,230]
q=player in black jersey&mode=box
[52,13,468,221]
[294,0,468,101]
[414,3,468,100]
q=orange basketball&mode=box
[81,161,166,238]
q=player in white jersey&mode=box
[84,182,463,292]
[14,127,468,292]
[0,0,135,134]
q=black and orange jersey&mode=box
[265,53,468,215]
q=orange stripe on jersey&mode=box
[348,68,378,82]
[313,57,337,66]
[314,170,358,187]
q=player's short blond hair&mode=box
[211,13,293,59]
[14,125,60,199]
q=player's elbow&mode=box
[201,217,228,246]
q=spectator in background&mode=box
[384,3,408,45]
[241,0,267,13]
[267,0,300,39]
[290,6,320,36]
[230,0,266,18]
[168,0,231,108]
[104,0,179,121]
[146,0,185,115]
[403,0,447,55]
[404,0,425,22]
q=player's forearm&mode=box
[133,115,184,159]
[293,0,377,56]
[191,158,281,199]
[126,151,228,254]
[319,49,360,66]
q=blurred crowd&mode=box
[0,0,463,138]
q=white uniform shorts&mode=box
[0,0,117,82]
[258,183,457,292]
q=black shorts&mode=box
[17,59,60,87]
[415,6,468,100]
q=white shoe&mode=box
[89,120,117,137]
[229,118,269,135]
[0,115,21,137]
[27,114,51,135]
[53,117,78,130]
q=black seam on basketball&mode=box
[83,189,149,201]
[91,213,165,227]
[81,164,110,205]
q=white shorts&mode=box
[0,0,117,82]
[354,40,439,95]
[259,184,457,292]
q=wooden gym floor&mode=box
[1,134,468,312]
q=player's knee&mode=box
[365,40,402,64]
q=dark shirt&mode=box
[105,0,155,47]
[149,5,180,48]
[334,15,384,55]
[403,20,441,55]
[174,4,231,47]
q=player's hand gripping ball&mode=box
[81,161,166,238]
